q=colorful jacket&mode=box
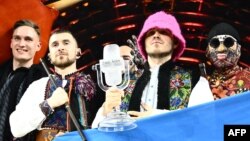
[120,61,199,112]
[208,65,250,99]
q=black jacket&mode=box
[0,60,46,141]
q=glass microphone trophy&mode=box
[92,44,137,132]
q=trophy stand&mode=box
[92,44,137,132]
[98,110,137,132]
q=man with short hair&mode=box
[127,11,201,117]
[0,19,46,141]
[10,29,103,141]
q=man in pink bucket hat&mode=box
[92,11,213,124]
[126,11,213,118]
[137,11,185,62]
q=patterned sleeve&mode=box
[39,100,54,116]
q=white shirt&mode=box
[9,77,67,138]
[141,66,159,111]
[188,76,214,107]
[92,71,214,128]
[92,66,166,128]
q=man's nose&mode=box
[58,44,65,50]
[153,31,160,38]
[19,39,26,46]
[216,42,226,52]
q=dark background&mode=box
[43,0,250,72]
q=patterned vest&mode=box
[41,71,95,131]
[122,62,193,112]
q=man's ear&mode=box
[76,48,81,59]
[237,44,241,49]
[47,53,51,61]
[36,42,42,51]
[173,38,179,49]
[236,44,241,56]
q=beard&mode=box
[147,50,173,59]
[51,57,75,68]
[207,47,240,69]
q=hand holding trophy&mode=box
[92,44,137,132]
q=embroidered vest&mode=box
[41,72,95,131]
[121,66,192,111]
[169,66,192,110]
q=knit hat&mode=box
[207,22,240,43]
[137,11,186,61]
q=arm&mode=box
[9,78,48,138]
[10,77,69,137]
[91,87,123,128]
[91,106,105,128]
[188,76,214,107]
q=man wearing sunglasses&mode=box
[206,22,250,100]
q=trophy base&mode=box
[98,111,137,132]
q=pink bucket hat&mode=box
[137,11,186,61]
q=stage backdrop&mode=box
[54,91,250,141]
[0,0,58,64]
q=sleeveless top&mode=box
[122,61,195,112]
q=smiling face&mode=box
[206,34,241,69]
[144,28,177,59]
[48,32,80,68]
[10,26,41,64]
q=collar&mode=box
[53,70,82,80]
[144,60,175,71]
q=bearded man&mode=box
[10,29,103,141]
[206,22,250,99]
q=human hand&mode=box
[103,87,124,116]
[127,103,155,119]
[47,87,69,109]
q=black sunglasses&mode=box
[209,36,237,48]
